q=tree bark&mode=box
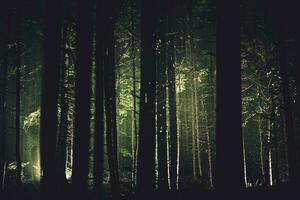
[40,0,62,198]
[136,0,157,196]
[0,7,10,192]
[56,20,68,188]
[156,0,169,191]
[103,1,121,199]
[72,0,93,196]
[215,0,244,195]
[15,4,22,186]
[93,0,105,198]
[166,0,178,191]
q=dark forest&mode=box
[1,0,300,199]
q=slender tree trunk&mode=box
[156,2,169,190]
[277,20,297,186]
[136,0,157,196]
[15,4,22,186]
[216,0,244,194]
[0,8,9,192]
[130,1,138,189]
[166,0,178,190]
[103,2,121,198]
[72,0,93,196]
[56,20,68,188]
[202,97,213,188]
[191,82,197,180]
[94,0,105,197]
[267,119,273,186]
[257,118,265,183]
[40,0,62,198]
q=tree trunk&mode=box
[40,0,62,198]
[215,0,244,194]
[72,0,93,196]
[130,1,138,190]
[257,118,265,183]
[56,20,68,188]
[136,0,157,196]
[0,8,9,192]
[15,4,22,186]
[277,20,297,186]
[166,0,178,190]
[202,97,213,188]
[94,0,105,197]
[103,1,121,198]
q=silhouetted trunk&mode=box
[202,97,213,188]
[295,7,300,184]
[40,0,62,198]
[156,0,168,191]
[130,0,138,189]
[94,0,105,197]
[167,0,178,190]
[56,21,68,188]
[103,1,121,199]
[15,4,22,186]
[72,0,93,196]
[216,0,244,194]
[136,0,157,196]
[278,22,297,187]
[0,8,9,192]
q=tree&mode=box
[15,3,22,186]
[275,2,297,186]
[40,0,62,198]
[136,0,158,196]
[167,0,179,190]
[0,6,10,193]
[156,0,168,191]
[215,0,244,195]
[56,20,69,188]
[72,0,93,196]
[103,0,121,199]
[94,0,105,197]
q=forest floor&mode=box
[1,181,299,200]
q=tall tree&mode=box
[130,0,138,189]
[156,0,169,191]
[94,0,105,197]
[56,20,69,188]
[276,4,297,186]
[72,0,93,196]
[167,0,179,190]
[15,3,22,186]
[136,0,158,196]
[40,0,62,198]
[215,0,244,195]
[103,0,121,199]
[0,6,10,193]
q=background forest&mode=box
[0,0,300,200]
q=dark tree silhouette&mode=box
[167,0,178,190]
[94,0,105,198]
[275,1,297,186]
[40,0,62,198]
[136,0,158,196]
[0,6,10,193]
[72,0,93,196]
[215,0,244,196]
[56,20,69,188]
[156,0,168,191]
[103,0,121,199]
[15,4,22,186]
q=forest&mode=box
[1,0,300,199]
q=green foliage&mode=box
[119,148,132,158]
[23,108,40,131]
